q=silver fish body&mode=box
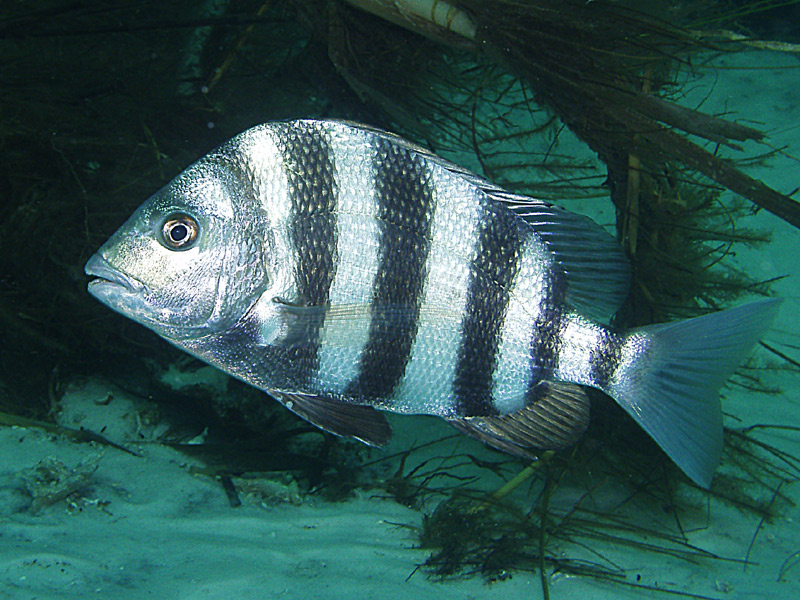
[85,119,780,487]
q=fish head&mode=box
[85,152,271,341]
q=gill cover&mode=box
[87,151,270,340]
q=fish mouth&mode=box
[85,254,145,296]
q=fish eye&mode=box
[159,213,199,250]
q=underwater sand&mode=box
[2,50,799,600]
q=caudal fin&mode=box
[609,299,781,488]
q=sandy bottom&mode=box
[1,379,799,600]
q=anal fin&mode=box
[269,390,392,447]
[448,382,590,458]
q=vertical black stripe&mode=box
[526,268,568,402]
[452,205,525,417]
[346,139,434,402]
[589,329,625,391]
[282,122,338,386]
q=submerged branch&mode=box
[638,126,800,229]
[345,0,800,229]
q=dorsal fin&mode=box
[487,191,631,321]
[448,381,590,457]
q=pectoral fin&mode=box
[269,389,392,447]
[448,382,590,458]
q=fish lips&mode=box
[85,253,149,316]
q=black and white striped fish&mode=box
[85,119,780,488]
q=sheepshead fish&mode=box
[85,119,779,487]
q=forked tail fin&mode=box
[608,299,781,488]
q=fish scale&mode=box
[280,124,339,388]
[345,136,434,403]
[85,119,781,488]
[453,201,525,417]
[313,136,382,394]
